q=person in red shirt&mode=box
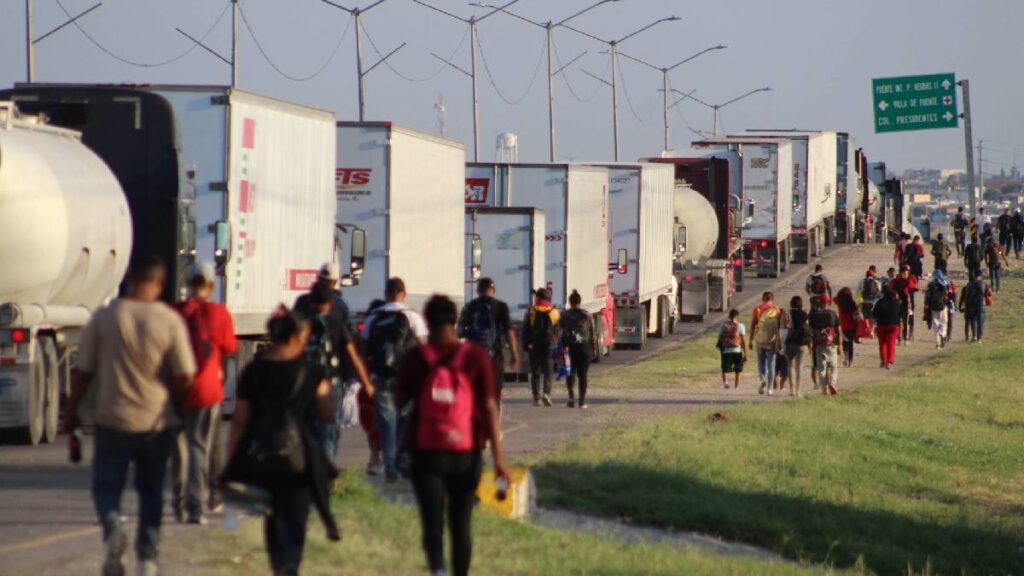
[834,287,859,367]
[889,265,919,343]
[396,295,509,576]
[171,262,238,524]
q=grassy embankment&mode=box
[191,473,820,575]
[535,279,1024,574]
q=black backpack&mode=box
[304,315,337,379]
[244,364,308,480]
[903,246,921,267]
[365,310,415,379]
[463,299,500,356]
[809,275,828,295]
[965,243,981,267]
[861,277,880,301]
[985,242,1002,267]
[526,307,555,349]
[965,280,986,311]
[953,213,968,232]
[926,282,947,312]
[561,309,591,347]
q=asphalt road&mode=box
[0,240,917,575]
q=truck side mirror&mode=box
[676,225,687,253]
[616,248,628,274]
[213,220,230,267]
[350,229,366,277]
[747,199,756,221]
[471,235,483,280]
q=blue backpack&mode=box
[463,299,500,356]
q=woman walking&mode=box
[834,287,859,367]
[783,296,810,396]
[559,290,595,408]
[872,289,902,369]
[224,309,341,576]
[397,295,509,576]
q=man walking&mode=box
[805,264,832,300]
[1011,208,1024,259]
[964,239,983,281]
[64,256,196,576]
[984,235,1011,292]
[930,233,952,275]
[749,292,783,396]
[998,208,1013,254]
[522,287,560,407]
[458,277,519,409]
[959,270,993,344]
[859,266,882,319]
[362,277,427,482]
[171,262,237,525]
[952,206,968,257]
[925,270,951,349]
[808,294,841,395]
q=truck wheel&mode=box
[654,296,670,339]
[14,340,47,445]
[42,338,59,444]
[591,315,606,362]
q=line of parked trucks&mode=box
[0,84,893,443]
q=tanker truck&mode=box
[0,84,338,438]
[0,104,131,444]
[673,183,725,321]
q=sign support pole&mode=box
[960,79,976,219]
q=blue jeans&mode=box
[968,310,987,340]
[989,266,1002,292]
[374,387,399,479]
[757,348,777,387]
[92,426,176,561]
[316,383,345,466]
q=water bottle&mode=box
[68,428,84,464]
[223,506,243,531]
[495,477,509,502]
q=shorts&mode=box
[775,355,789,379]
[721,352,744,374]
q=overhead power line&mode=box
[617,58,659,123]
[55,0,231,68]
[474,31,547,106]
[551,36,607,103]
[237,2,351,82]
[360,20,469,84]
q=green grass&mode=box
[190,473,823,575]
[534,279,1024,575]
[601,329,724,389]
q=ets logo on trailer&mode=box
[336,168,372,201]
[465,178,490,204]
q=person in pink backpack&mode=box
[397,295,509,576]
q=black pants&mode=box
[566,344,591,403]
[265,480,312,576]
[934,258,948,275]
[528,347,553,399]
[841,329,855,364]
[411,451,483,576]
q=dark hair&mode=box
[790,295,803,310]
[424,294,458,330]
[267,310,307,344]
[310,280,333,306]
[126,254,166,286]
[814,264,823,272]
[477,277,495,295]
[728,308,739,320]
[385,277,406,298]
[835,287,858,314]
[568,289,582,306]
[535,287,550,300]
[762,291,773,302]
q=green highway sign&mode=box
[872,73,958,133]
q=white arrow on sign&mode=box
[941,79,952,90]
[878,100,889,111]
[943,111,954,121]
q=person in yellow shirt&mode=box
[522,288,560,406]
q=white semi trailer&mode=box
[0,84,338,440]
[695,138,794,278]
[336,122,466,315]
[596,163,675,349]
[465,163,615,358]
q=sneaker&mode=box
[208,502,224,515]
[722,382,731,389]
[533,398,542,407]
[567,399,575,408]
[186,515,208,526]
[579,403,589,409]
[758,383,766,395]
[542,394,553,407]
[137,559,160,576]
[767,388,773,396]
[365,461,384,476]
[102,515,127,576]
[828,384,838,396]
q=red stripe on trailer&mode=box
[0,358,15,366]
[239,180,251,212]
[241,118,256,149]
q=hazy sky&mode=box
[1,0,1020,175]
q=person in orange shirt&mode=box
[172,262,238,525]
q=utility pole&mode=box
[25,0,102,83]
[230,0,238,88]
[617,45,726,152]
[322,1,397,122]
[960,79,976,218]
[414,0,520,162]
[470,1,615,162]
[569,16,681,161]
[978,139,984,205]
[669,86,772,137]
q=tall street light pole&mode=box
[567,16,680,161]
[670,86,772,136]
[470,0,619,162]
[322,0,392,121]
[25,0,103,82]
[617,45,726,152]
[412,0,520,162]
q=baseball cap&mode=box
[189,261,216,284]
[318,262,340,281]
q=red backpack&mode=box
[416,344,476,452]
